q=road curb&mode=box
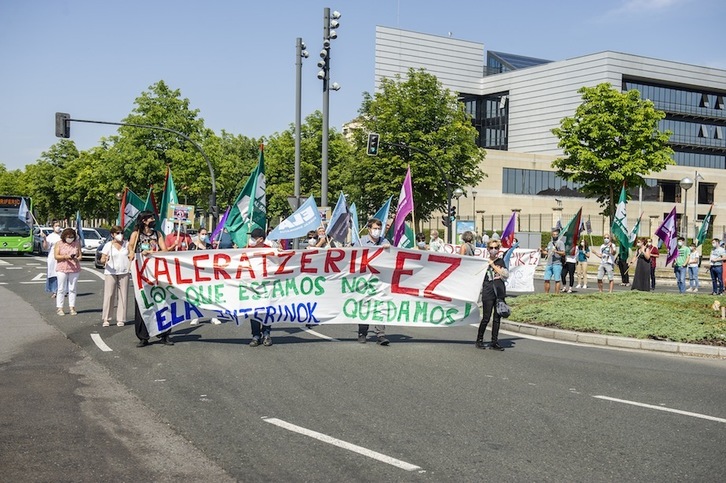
[501,320,726,358]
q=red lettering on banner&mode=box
[154,257,172,285]
[134,256,154,289]
[213,253,232,280]
[250,250,276,277]
[274,251,295,276]
[173,257,192,284]
[300,250,318,274]
[324,249,345,273]
[390,251,422,296]
[359,248,383,274]
[236,253,255,279]
[348,249,357,273]
[423,254,460,301]
[193,253,211,282]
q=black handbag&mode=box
[492,280,511,318]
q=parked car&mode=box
[32,226,54,255]
[79,228,103,257]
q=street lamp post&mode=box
[471,189,478,233]
[453,188,464,243]
[693,170,704,239]
[294,37,309,249]
[318,8,341,210]
[680,177,694,239]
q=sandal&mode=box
[102,321,110,327]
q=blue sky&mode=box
[1,0,724,171]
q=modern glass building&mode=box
[374,26,726,237]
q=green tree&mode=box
[345,68,485,229]
[264,112,353,222]
[25,140,80,221]
[551,83,674,220]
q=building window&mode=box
[698,182,715,205]
[659,181,679,203]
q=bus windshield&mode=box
[0,196,33,253]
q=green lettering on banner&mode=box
[341,276,378,295]
[414,301,428,322]
[445,307,458,325]
[387,301,397,322]
[372,300,384,322]
[300,277,314,295]
[343,298,357,318]
[271,279,285,298]
[239,284,251,301]
[285,278,300,296]
[429,306,445,325]
[397,301,410,322]
[313,276,326,295]
[358,299,370,321]
[186,284,226,305]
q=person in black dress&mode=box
[630,237,651,292]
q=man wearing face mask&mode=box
[476,239,509,350]
[247,228,275,346]
[352,218,391,345]
[416,232,428,250]
[673,237,690,294]
[708,238,726,295]
[540,228,566,294]
[428,230,444,252]
[592,233,618,293]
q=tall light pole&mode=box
[680,177,694,239]
[294,37,309,248]
[318,8,341,210]
[693,170,704,239]
[471,188,478,232]
[454,187,464,242]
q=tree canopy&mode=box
[551,83,674,219]
[342,68,485,228]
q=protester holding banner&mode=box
[100,225,131,327]
[353,218,391,346]
[315,226,334,248]
[247,228,274,347]
[476,239,509,351]
[428,230,444,252]
[54,227,82,316]
[128,211,172,347]
[166,221,193,251]
[42,220,62,298]
[191,228,211,250]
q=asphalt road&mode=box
[1,254,725,482]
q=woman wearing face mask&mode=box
[192,229,211,250]
[128,212,170,346]
[476,240,509,350]
[686,243,700,292]
[629,237,651,292]
[54,227,82,316]
[575,239,590,289]
[42,220,63,298]
[416,233,428,250]
[305,230,319,249]
[100,225,131,327]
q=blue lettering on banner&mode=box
[213,302,320,326]
[155,301,204,331]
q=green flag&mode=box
[144,186,158,218]
[611,184,630,249]
[158,167,178,235]
[225,146,266,248]
[386,222,414,248]
[558,207,582,256]
[121,188,146,237]
[696,204,713,247]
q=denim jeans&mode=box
[710,265,723,294]
[673,266,687,293]
[687,266,699,289]
[251,320,271,340]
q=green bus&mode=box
[0,195,33,254]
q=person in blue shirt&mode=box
[708,238,726,295]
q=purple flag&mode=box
[500,212,516,248]
[211,206,231,245]
[393,167,414,247]
[655,207,678,266]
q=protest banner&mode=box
[131,247,488,337]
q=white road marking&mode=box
[0,259,10,266]
[90,333,113,352]
[5,267,23,270]
[593,395,726,424]
[263,417,422,472]
[32,273,46,281]
[303,328,340,341]
[81,266,105,280]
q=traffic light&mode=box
[55,112,71,138]
[366,133,380,156]
[449,206,457,220]
[441,215,450,227]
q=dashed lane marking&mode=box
[91,333,113,352]
[593,395,726,424]
[262,417,423,472]
[303,328,340,342]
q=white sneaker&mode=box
[567,287,572,293]
[583,285,588,289]
[686,287,693,292]
[211,317,221,325]
[693,288,698,292]
[575,284,581,289]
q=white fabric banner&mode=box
[131,247,488,337]
[504,249,540,293]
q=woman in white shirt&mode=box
[99,225,131,327]
[42,220,63,298]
